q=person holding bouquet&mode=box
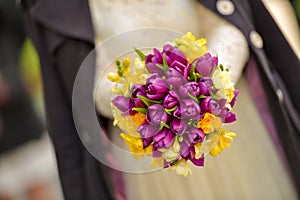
[92,0,300,199]
[22,0,300,199]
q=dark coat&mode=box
[21,0,117,199]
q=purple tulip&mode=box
[170,60,187,75]
[194,53,218,77]
[163,44,188,67]
[180,143,204,166]
[173,107,181,119]
[145,45,188,76]
[198,77,213,96]
[145,48,164,75]
[189,156,204,166]
[178,82,201,98]
[201,97,225,116]
[146,104,170,125]
[230,90,239,107]
[165,68,186,87]
[153,128,176,149]
[131,84,147,108]
[112,96,132,113]
[146,74,169,100]
[137,122,159,138]
[179,135,196,158]
[180,140,191,158]
[170,118,188,136]
[153,128,168,143]
[153,140,165,151]
[163,130,176,148]
[181,99,201,121]
[179,136,205,166]
[224,110,237,123]
[163,90,180,109]
[142,137,153,148]
[187,127,205,144]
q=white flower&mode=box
[171,159,192,177]
[212,68,235,107]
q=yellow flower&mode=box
[131,112,146,126]
[120,133,143,150]
[120,132,153,159]
[198,113,222,134]
[211,67,235,107]
[107,72,120,82]
[145,145,153,156]
[122,58,131,69]
[120,133,152,159]
[111,104,138,135]
[171,159,192,177]
[209,128,236,157]
[175,32,208,63]
[194,142,204,159]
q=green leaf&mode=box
[188,92,199,103]
[165,106,177,115]
[195,73,202,81]
[156,64,165,71]
[189,62,196,78]
[134,47,145,61]
[211,95,221,101]
[137,95,163,106]
[132,107,147,114]
[162,54,168,67]
[160,121,170,129]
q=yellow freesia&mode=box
[198,113,222,134]
[174,32,208,63]
[120,133,152,159]
[108,58,150,100]
[122,58,131,68]
[111,104,138,135]
[209,128,236,157]
[107,72,121,82]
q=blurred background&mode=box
[0,0,63,199]
[0,0,299,200]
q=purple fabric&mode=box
[245,54,290,176]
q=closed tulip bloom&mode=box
[178,82,201,98]
[198,77,213,96]
[170,118,188,136]
[146,104,170,125]
[181,99,201,121]
[112,96,132,113]
[194,53,218,77]
[165,68,186,88]
[163,90,180,109]
[146,74,169,100]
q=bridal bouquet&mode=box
[107,32,238,176]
